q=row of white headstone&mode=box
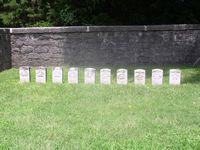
[19,67,181,85]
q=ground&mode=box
[0,66,200,150]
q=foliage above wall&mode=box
[0,0,200,27]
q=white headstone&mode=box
[84,68,96,84]
[36,66,46,83]
[19,66,30,83]
[169,69,181,85]
[100,68,111,84]
[152,69,163,85]
[68,67,78,84]
[52,67,63,83]
[134,69,145,85]
[117,69,128,85]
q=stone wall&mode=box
[8,25,200,67]
[0,29,11,71]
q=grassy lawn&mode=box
[0,66,200,150]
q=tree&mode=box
[0,0,200,27]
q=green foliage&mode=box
[0,0,200,27]
[59,5,78,25]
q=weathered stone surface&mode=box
[117,69,128,85]
[100,68,111,84]
[36,66,46,83]
[9,25,200,67]
[152,69,163,85]
[21,46,34,54]
[19,66,30,82]
[84,68,96,84]
[1,25,200,68]
[134,69,145,85]
[52,67,63,83]
[68,67,78,84]
[169,69,181,85]
[35,46,49,54]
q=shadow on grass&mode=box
[183,74,200,84]
[180,66,200,84]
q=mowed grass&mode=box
[0,66,200,150]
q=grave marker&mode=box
[152,69,163,85]
[134,69,145,85]
[19,66,30,82]
[36,66,46,83]
[52,67,63,83]
[68,67,78,84]
[84,68,96,84]
[169,69,181,85]
[117,69,128,85]
[100,68,111,84]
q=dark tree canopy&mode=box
[0,0,200,27]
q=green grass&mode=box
[0,66,200,150]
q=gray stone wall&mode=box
[0,29,11,71]
[9,25,200,67]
